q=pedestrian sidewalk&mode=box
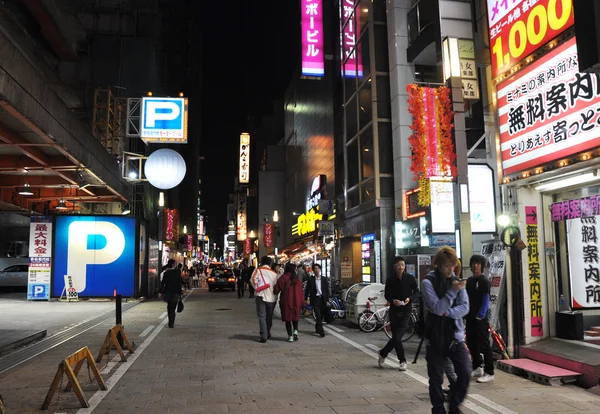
[1,289,600,413]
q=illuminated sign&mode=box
[237,193,247,240]
[361,233,375,243]
[187,235,193,252]
[406,188,427,219]
[307,175,327,211]
[144,148,186,190]
[244,238,252,255]
[292,208,323,236]
[341,0,363,78]
[488,0,574,79]
[498,37,600,176]
[198,215,204,236]
[468,165,497,233]
[459,39,479,100]
[263,223,274,248]
[27,217,52,300]
[140,97,188,143]
[430,180,455,234]
[301,0,324,77]
[53,216,136,297]
[239,133,250,184]
[567,215,600,309]
[164,209,179,241]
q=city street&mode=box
[0,289,599,413]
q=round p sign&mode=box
[144,149,187,189]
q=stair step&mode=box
[497,358,581,386]
[584,330,600,337]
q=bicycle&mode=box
[358,291,390,333]
[383,301,419,342]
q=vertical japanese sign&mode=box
[301,0,324,77]
[498,37,600,176]
[239,133,250,184]
[458,39,479,100]
[263,223,273,251]
[244,238,253,256]
[27,216,52,300]
[567,216,600,308]
[341,0,363,78]
[526,206,543,336]
[481,240,507,330]
[237,194,247,240]
[164,209,179,241]
[187,234,193,252]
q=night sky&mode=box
[200,1,300,237]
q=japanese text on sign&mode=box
[239,133,250,184]
[28,217,52,301]
[341,0,364,78]
[481,240,507,330]
[263,223,273,248]
[301,0,324,77]
[498,37,600,176]
[526,206,543,336]
[488,0,574,79]
[551,195,600,221]
[237,194,247,241]
[567,216,600,308]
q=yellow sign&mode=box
[292,208,323,236]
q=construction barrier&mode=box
[96,324,134,363]
[41,346,106,410]
[0,394,6,414]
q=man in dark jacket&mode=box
[304,263,329,337]
[159,259,182,328]
[236,263,246,298]
[378,257,418,371]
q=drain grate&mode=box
[215,308,233,311]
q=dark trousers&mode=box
[426,342,471,414]
[285,321,299,336]
[237,280,245,298]
[313,296,326,334]
[166,294,180,327]
[380,311,410,362]
[255,297,276,340]
[248,282,255,297]
[466,318,494,375]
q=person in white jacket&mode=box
[251,256,279,343]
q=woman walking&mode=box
[274,263,304,342]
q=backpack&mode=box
[423,273,458,356]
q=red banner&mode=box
[187,234,193,252]
[244,238,252,255]
[263,224,273,248]
[164,209,179,241]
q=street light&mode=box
[183,225,188,234]
[273,210,279,222]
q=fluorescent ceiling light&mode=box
[121,209,131,215]
[18,183,34,196]
[534,173,599,192]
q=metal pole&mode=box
[448,77,473,263]
[116,294,124,347]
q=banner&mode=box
[567,216,600,308]
[27,216,52,300]
[481,239,507,330]
[525,206,543,336]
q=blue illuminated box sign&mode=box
[140,97,188,144]
[361,233,375,243]
[53,216,136,297]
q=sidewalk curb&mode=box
[0,330,47,357]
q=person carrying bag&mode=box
[251,257,279,343]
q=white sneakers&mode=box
[477,374,495,383]
[471,367,484,378]
[399,362,407,371]
[378,354,385,368]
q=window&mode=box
[347,139,359,188]
[359,0,370,32]
[374,25,389,72]
[360,127,374,179]
[378,121,393,174]
[361,179,375,203]
[346,94,358,140]
[358,82,372,129]
[344,60,357,96]
[348,187,360,209]
[380,177,394,198]
[376,75,391,118]
[359,26,371,80]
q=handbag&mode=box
[177,297,184,313]
[254,269,271,293]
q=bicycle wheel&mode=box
[358,310,377,332]
[402,313,416,342]
[384,311,392,339]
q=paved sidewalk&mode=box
[1,289,600,413]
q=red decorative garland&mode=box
[407,85,457,206]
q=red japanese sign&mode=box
[263,224,273,248]
[244,238,252,255]
[164,209,179,241]
[187,234,193,252]
[498,37,600,176]
[488,0,574,79]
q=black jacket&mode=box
[160,268,182,295]
[305,275,330,304]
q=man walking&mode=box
[236,263,246,298]
[251,256,279,343]
[422,247,471,414]
[378,257,418,371]
[159,259,182,328]
[304,263,329,337]
[466,254,495,383]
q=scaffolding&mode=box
[92,87,125,158]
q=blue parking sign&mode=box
[140,97,188,144]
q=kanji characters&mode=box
[508,105,526,134]
[546,83,568,117]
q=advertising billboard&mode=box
[301,0,324,77]
[140,97,188,144]
[239,133,250,184]
[341,0,363,78]
[27,216,52,300]
[498,37,600,176]
[487,0,574,79]
[567,216,600,309]
[237,194,247,240]
[53,216,136,297]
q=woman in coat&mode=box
[274,263,304,342]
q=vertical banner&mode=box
[244,238,252,256]
[341,0,363,78]
[263,223,274,253]
[481,239,507,330]
[239,132,250,184]
[187,234,193,252]
[567,216,600,308]
[27,216,52,300]
[237,194,247,240]
[164,209,179,241]
[526,206,543,337]
[301,0,324,77]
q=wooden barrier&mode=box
[41,346,106,410]
[0,394,6,414]
[96,324,134,363]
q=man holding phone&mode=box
[378,256,418,371]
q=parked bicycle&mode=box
[359,290,417,342]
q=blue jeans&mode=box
[426,341,471,413]
[255,297,275,340]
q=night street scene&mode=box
[3,0,600,413]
